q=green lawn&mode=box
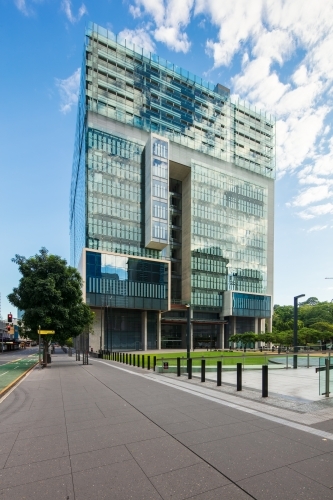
[110,351,277,367]
[155,352,270,367]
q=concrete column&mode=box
[230,316,236,336]
[267,316,272,333]
[141,311,147,351]
[258,318,265,334]
[230,316,236,348]
[157,312,161,350]
[254,318,258,334]
[90,307,104,353]
[216,322,224,349]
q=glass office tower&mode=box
[70,22,275,351]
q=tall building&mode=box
[70,23,275,352]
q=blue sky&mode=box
[1,0,333,318]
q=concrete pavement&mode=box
[0,349,333,499]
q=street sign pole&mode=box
[38,330,55,368]
[38,325,41,369]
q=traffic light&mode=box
[7,325,10,332]
[7,313,12,323]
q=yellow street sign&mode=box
[39,330,55,335]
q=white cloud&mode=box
[290,185,332,208]
[61,0,87,24]
[155,26,191,53]
[118,28,156,54]
[55,68,81,114]
[14,0,29,15]
[129,5,141,18]
[196,0,264,66]
[298,203,333,219]
[307,225,328,232]
[129,0,194,52]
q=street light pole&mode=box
[185,304,191,370]
[293,294,305,369]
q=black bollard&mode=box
[137,355,140,368]
[126,353,128,364]
[129,353,132,365]
[123,353,125,364]
[153,356,157,371]
[188,358,192,379]
[147,356,150,370]
[142,355,145,369]
[237,363,242,391]
[201,359,205,382]
[217,360,222,386]
[262,365,268,398]
[177,357,181,377]
[133,353,136,366]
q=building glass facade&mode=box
[70,23,275,351]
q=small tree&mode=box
[8,248,94,364]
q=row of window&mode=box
[224,196,264,218]
[88,222,142,241]
[153,201,168,220]
[192,221,266,249]
[87,237,159,259]
[88,203,141,222]
[192,206,267,232]
[88,181,141,202]
[152,139,168,159]
[152,222,168,240]
[192,275,227,290]
[192,168,267,202]
[191,256,227,274]
[191,291,222,307]
[88,277,167,299]
[231,282,264,294]
[192,187,266,216]
[88,156,141,183]
[87,130,142,161]
[152,159,168,179]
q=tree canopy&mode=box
[272,299,333,345]
[8,248,94,345]
[229,299,333,348]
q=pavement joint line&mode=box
[95,360,333,442]
[85,361,258,500]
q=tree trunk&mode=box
[43,337,48,366]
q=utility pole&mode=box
[293,294,305,369]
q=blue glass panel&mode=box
[232,293,271,318]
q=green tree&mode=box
[8,248,94,364]
[230,332,257,350]
[272,305,294,332]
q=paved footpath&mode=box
[1,351,333,499]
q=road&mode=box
[0,347,39,365]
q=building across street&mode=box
[70,22,275,352]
